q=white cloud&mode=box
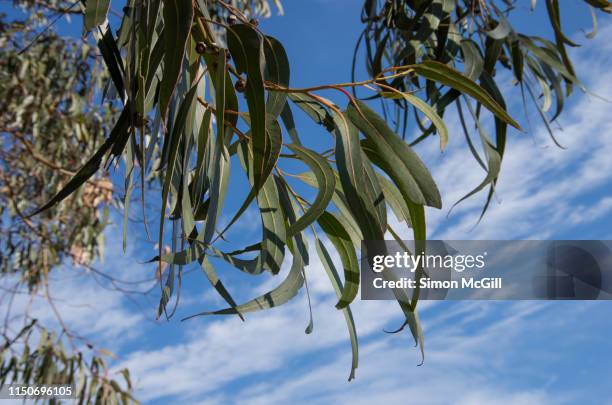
[1,222,153,354]
[109,23,612,404]
[414,24,612,241]
[5,21,611,405]
[567,197,612,226]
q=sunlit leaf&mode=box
[412,61,521,130]
[285,144,335,237]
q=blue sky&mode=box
[3,1,612,404]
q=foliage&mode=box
[0,0,609,401]
[1,321,135,404]
[0,13,113,288]
[0,10,134,403]
[0,2,285,403]
[356,0,611,218]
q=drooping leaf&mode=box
[29,108,130,216]
[157,85,199,315]
[214,117,282,243]
[202,51,232,246]
[160,0,193,117]
[198,255,244,321]
[486,16,512,40]
[285,144,335,237]
[377,173,412,227]
[315,238,358,381]
[381,91,449,151]
[263,36,290,118]
[332,109,384,240]
[85,0,111,31]
[412,60,521,130]
[212,144,286,275]
[361,151,387,230]
[288,93,335,132]
[510,39,524,82]
[185,176,305,317]
[359,139,427,240]
[280,102,302,145]
[226,24,268,190]
[294,171,364,247]
[94,24,126,102]
[317,212,359,309]
[460,39,484,81]
[346,100,441,209]
[518,36,582,89]
[449,97,502,216]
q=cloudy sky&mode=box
[4,2,612,404]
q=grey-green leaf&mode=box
[317,211,359,309]
[346,100,442,209]
[160,0,193,117]
[85,0,111,31]
[285,144,336,237]
[412,60,521,130]
[315,238,358,381]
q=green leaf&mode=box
[95,26,126,103]
[381,91,449,151]
[157,85,199,314]
[202,52,232,246]
[362,151,387,230]
[294,171,363,247]
[359,139,427,240]
[29,108,130,216]
[518,36,582,88]
[317,212,359,309]
[545,0,580,47]
[460,39,484,81]
[288,93,335,131]
[160,0,193,117]
[377,174,412,227]
[450,98,502,216]
[214,117,282,242]
[375,233,426,362]
[315,238,358,381]
[510,39,524,82]
[191,244,302,316]
[263,36,290,118]
[85,0,111,31]
[152,246,199,266]
[199,256,243,320]
[412,60,521,130]
[226,24,268,190]
[181,143,196,237]
[185,180,305,317]
[123,136,135,253]
[583,0,612,11]
[332,109,385,240]
[192,108,212,212]
[285,144,336,237]
[211,145,286,275]
[486,16,511,40]
[346,100,441,209]
[280,102,302,145]
[152,234,243,320]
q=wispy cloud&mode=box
[416,24,612,241]
[110,23,612,404]
[8,21,611,405]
